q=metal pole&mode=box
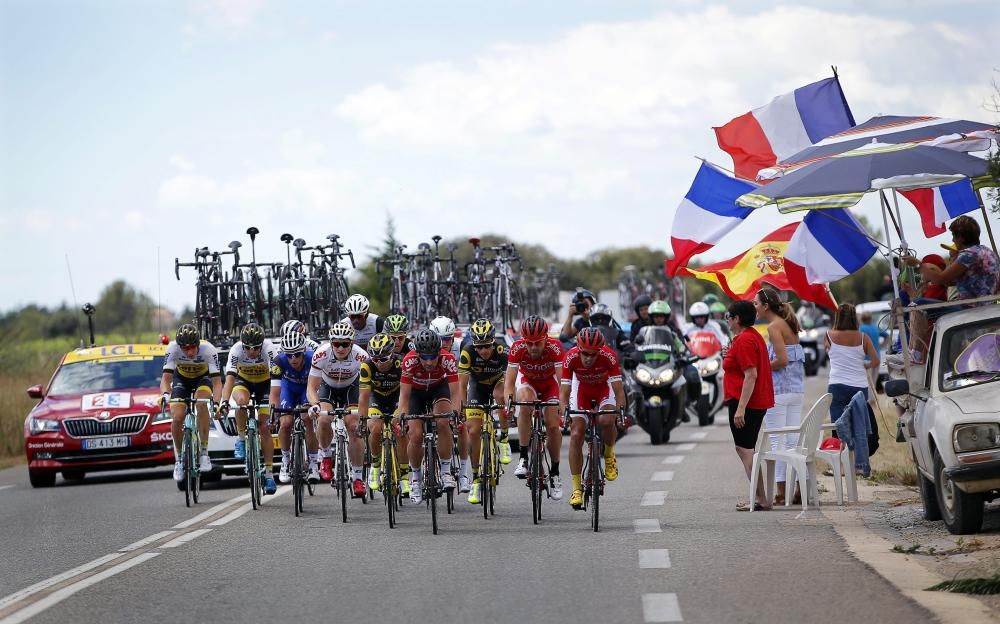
[975,187,999,256]
[880,191,900,301]
[891,189,909,251]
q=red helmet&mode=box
[576,327,606,351]
[520,315,548,341]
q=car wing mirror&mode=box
[884,378,926,402]
[26,384,44,399]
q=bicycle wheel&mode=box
[337,439,349,523]
[426,443,439,535]
[382,444,396,528]
[247,431,261,510]
[481,435,493,520]
[530,430,542,525]
[182,430,192,507]
[292,433,304,516]
[191,433,202,504]
[591,438,603,533]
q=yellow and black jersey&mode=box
[458,344,507,386]
[358,355,402,397]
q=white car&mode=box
[856,300,894,390]
[886,304,1000,534]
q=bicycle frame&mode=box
[565,404,623,532]
[166,397,214,507]
[401,412,454,535]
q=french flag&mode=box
[899,179,980,238]
[784,208,877,291]
[665,161,756,277]
[714,76,855,181]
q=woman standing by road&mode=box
[722,300,774,511]
[754,288,804,506]
[825,303,879,426]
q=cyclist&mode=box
[220,323,280,495]
[458,319,511,505]
[399,328,461,503]
[269,327,319,485]
[430,315,470,493]
[504,315,565,500]
[307,321,368,497]
[684,301,729,347]
[560,328,625,509]
[281,318,321,352]
[341,293,385,350]
[161,323,222,482]
[358,333,403,492]
[384,313,411,356]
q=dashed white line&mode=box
[0,553,125,610]
[0,486,14,492]
[119,531,175,552]
[209,503,253,526]
[159,528,212,549]
[651,471,674,481]
[634,519,662,533]
[642,593,683,622]
[638,549,672,569]
[675,443,696,451]
[689,431,708,440]
[172,492,250,529]
[640,491,667,506]
[661,456,684,465]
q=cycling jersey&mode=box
[310,343,367,388]
[270,350,314,409]
[340,313,385,349]
[458,344,507,386]
[400,350,458,390]
[163,341,220,379]
[359,356,402,397]
[226,340,280,383]
[561,345,622,387]
[507,337,564,382]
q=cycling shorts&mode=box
[515,374,559,403]
[407,383,451,416]
[278,382,309,411]
[571,381,616,417]
[465,381,502,420]
[171,375,213,400]
[318,380,360,409]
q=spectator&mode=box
[722,300,774,511]
[754,288,804,507]
[826,303,879,427]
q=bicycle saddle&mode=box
[418,242,431,252]
[294,238,307,248]
[228,241,242,250]
[281,233,294,243]
[468,237,481,245]
[246,226,260,238]
[326,234,340,242]
[432,235,442,243]
[196,247,210,258]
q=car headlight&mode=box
[152,410,171,424]
[658,369,674,384]
[30,418,61,435]
[953,423,1000,453]
[636,368,653,384]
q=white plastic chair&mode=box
[816,424,858,505]
[749,393,832,512]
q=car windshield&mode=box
[940,319,1000,392]
[48,357,165,395]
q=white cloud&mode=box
[169,155,195,172]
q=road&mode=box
[0,375,933,624]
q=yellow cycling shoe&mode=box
[400,477,410,496]
[499,441,512,465]
[369,466,381,492]
[467,479,481,504]
[605,454,618,481]
[569,489,584,509]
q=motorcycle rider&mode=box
[639,301,701,419]
[559,288,597,344]
[709,301,730,338]
[684,301,729,347]
[589,303,634,358]
[629,294,653,343]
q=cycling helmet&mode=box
[367,333,394,359]
[280,319,306,335]
[689,301,710,318]
[281,328,306,354]
[176,323,200,347]
[576,327,606,351]
[343,294,370,316]
[648,300,671,317]
[411,328,442,355]
[384,314,409,334]
[469,318,496,345]
[590,303,613,325]
[702,293,720,305]
[240,323,265,349]
[520,315,548,341]
[429,316,456,340]
[633,294,652,313]
[709,302,727,315]
[328,321,356,341]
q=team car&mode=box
[23,344,175,487]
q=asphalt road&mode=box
[0,375,932,624]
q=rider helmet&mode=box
[367,333,394,360]
[411,328,442,355]
[589,303,613,326]
[280,319,306,335]
[280,328,306,354]
[240,323,265,349]
[429,316,456,340]
[343,294,370,316]
[469,319,496,345]
[689,301,710,318]
[701,293,720,306]
[633,294,653,314]
[384,314,409,334]
[709,302,727,315]
[519,315,548,341]
[328,321,356,341]
[176,323,200,347]
[648,300,671,318]
[576,327,606,351]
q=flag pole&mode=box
[974,187,999,256]
[693,156,739,179]
[880,190,901,302]
[890,189,910,251]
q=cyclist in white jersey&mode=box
[430,315,471,493]
[307,321,369,496]
[281,319,321,352]
[341,293,384,350]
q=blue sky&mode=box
[2,0,998,312]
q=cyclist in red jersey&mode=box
[559,327,625,509]
[503,315,565,500]
[398,328,460,504]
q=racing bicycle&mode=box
[565,402,625,532]
[509,398,559,524]
[167,397,215,507]
[401,412,454,535]
[274,406,315,517]
[463,400,503,519]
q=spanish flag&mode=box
[678,222,837,309]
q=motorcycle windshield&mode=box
[637,326,674,365]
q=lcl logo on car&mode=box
[98,411,111,420]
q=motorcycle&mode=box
[798,314,831,376]
[684,330,724,427]
[629,326,698,445]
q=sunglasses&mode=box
[579,349,600,358]
[348,313,365,319]
[332,341,352,349]
[390,334,406,340]
[288,352,304,360]
[371,356,392,364]
[419,353,439,361]
[473,343,495,350]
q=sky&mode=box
[2,0,999,313]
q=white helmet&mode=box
[429,316,456,339]
[689,301,710,317]
[328,321,356,341]
[281,328,306,354]
[281,319,306,335]
[343,294,370,316]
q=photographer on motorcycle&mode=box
[638,300,701,420]
[629,294,653,342]
[559,288,597,344]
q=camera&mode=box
[574,302,589,314]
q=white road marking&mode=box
[210,486,290,526]
[689,431,708,440]
[0,553,160,624]
[0,553,125,610]
[675,443,696,451]
[172,492,250,529]
[158,528,212,549]
[119,531,175,552]
[661,456,684,465]
[634,519,662,533]
[639,549,672,569]
[642,593,683,622]
[651,471,674,481]
[640,491,666,506]
[0,486,14,492]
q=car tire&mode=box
[917,470,942,522]
[29,470,56,488]
[934,450,984,534]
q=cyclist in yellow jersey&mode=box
[161,324,222,482]
[357,333,403,492]
[382,314,412,492]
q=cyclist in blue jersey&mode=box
[270,327,319,484]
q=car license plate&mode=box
[82,436,131,450]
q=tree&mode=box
[988,71,1000,214]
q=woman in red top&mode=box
[722,300,774,511]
